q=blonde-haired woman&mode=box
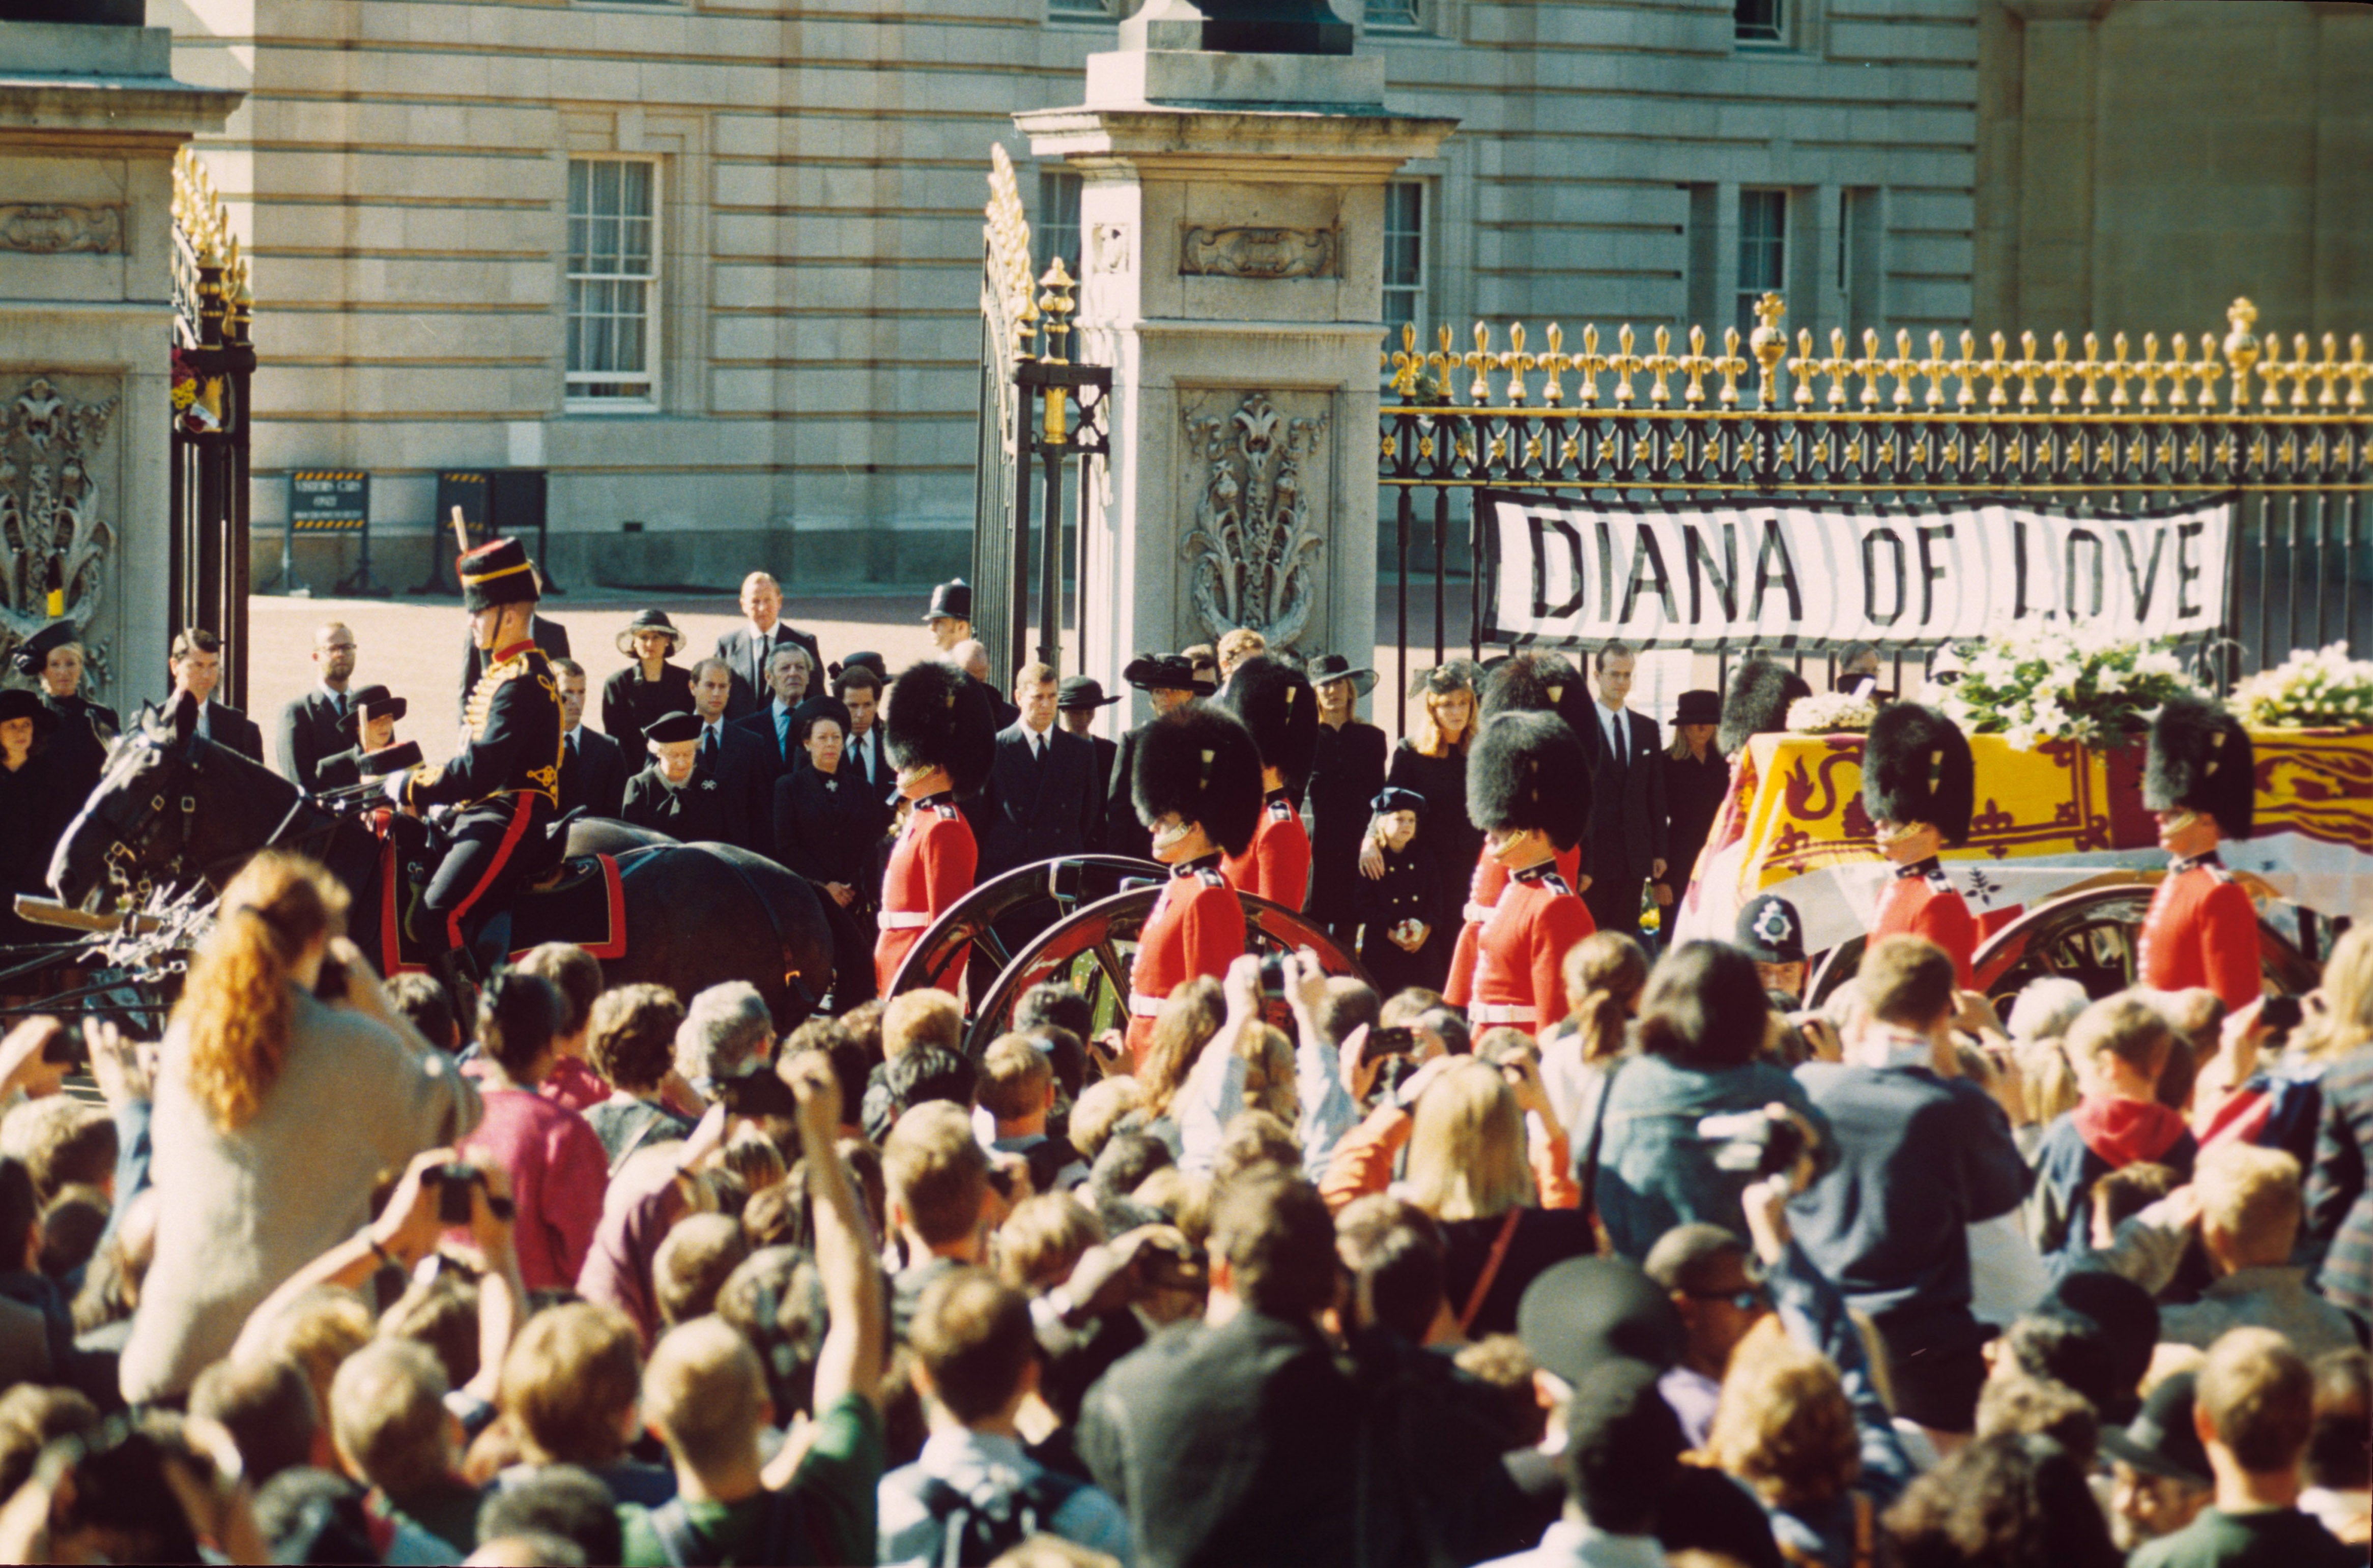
[1538,930,1649,1144]
[1364,663,1482,992]
[1324,1055,1592,1337]
[120,851,481,1403]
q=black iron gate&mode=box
[1378,295,2370,728]
[168,149,258,709]
[972,147,1110,690]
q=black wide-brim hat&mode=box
[1468,710,1592,851]
[1674,689,1722,727]
[924,579,972,623]
[615,608,684,658]
[1132,701,1264,856]
[1306,653,1378,699]
[1221,654,1320,788]
[644,710,702,747]
[339,685,408,735]
[9,620,77,680]
[1123,653,1216,697]
[1719,658,1813,758]
[829,651,887,685]
[1862,701,1976,846]
[1370,786,1428,817]
[884,657,998,797]
[1056,676,1122,711]
[791,694,853,741]
[458,537,539,613]
[0,688,58,739]
[2145,695,2255,840]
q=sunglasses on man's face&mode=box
[1685,1285,1770,1314]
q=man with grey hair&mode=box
[675,980,776,1092]
[732,642,811,783]
[714,570,821,719]
[950,640,1021,730]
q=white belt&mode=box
[1471,1002,1538,1025]
[877,910,932,931]
[1463,900,1497,925]
[1128,990,1164,1018]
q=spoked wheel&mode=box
[884,855,1164,999]
[962,886,1366,1057]
[1972,883,2319,1003]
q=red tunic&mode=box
[1222,792,1312,910]
[1124,856,1246,1066]
[1870,858,1978,990]
[2139,852,2261,1013]
[1445,841,1584,1007]
[873,794,976,995]
[1470,863,1596,1028]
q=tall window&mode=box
[1735,0,1782,43]
[1366,0,1422,32]
[566,159,658,407]
[1036,170,1081,283]
[1383,181,1426,345]
[1736,188,1786,339]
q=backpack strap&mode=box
[643,1498,707,1568]
[1456,1208,1524,1337]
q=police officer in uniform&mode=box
[1445,652,1588,1010]
[388,536,565,1007]
[875,658,997,995]
[1218,653,1318,909]
[1735,891,1810,1006]
[1468,710,1597,1031]
[1102,654,1215,863]
[2139,695,2261,1013]
[1124,701,1264,1066]
[621,711,737,840]
[1863,701,1980,989]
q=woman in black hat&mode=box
[1352,786,1438,997]
[0,689,69,948]
[1369,662,1483,990]
[599,609,694,761]
[315,686,411,790]
[1305,653,1386,940]
[1655,688,1727,917]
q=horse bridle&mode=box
[95,729,328,905]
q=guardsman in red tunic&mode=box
[1864,701,1980,990]
[1218,654,1318,908]
[1469,710,1598,1030]
[1445,652,1589,1007]
[2139,695,2262,1013]
[874,658,997,995]
[1124,701,1263,1065]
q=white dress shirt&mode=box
[1597,700,1627,768]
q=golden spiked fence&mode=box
[168,147,259,709]
[1375,294,2371,699]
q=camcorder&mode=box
[1697,1108,1807,1180]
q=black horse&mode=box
[47,699,840,1028]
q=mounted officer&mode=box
[386,536,566,1007]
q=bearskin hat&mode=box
[1131,701,1265,857]
[883,658,998,798]
[1719,658,1813,758]
[1480,650,1580,719]
[1467,710,1593,852]
[1861,702,1976,847]
[2145,695,2254,841]
[1220,654,1319,791]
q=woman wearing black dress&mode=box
[620,711,732,840]
[1304,654,1387,941]
[0,690,69,952]
[1655,688,1729,924]
[771,695,892,920]
[1362,662,1479,991]
[600,608,694,761]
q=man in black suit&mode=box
[831,662,896,800]
[688,657,771,853]
[977,662,1101,880]
[167,627,262,762]
[552,656,627,819]
[1055,675,1120,852]
[714,571,822,720]
[459,598,569,717]
[731,642,815,793]
[1578,641,1667,941]
[276,620,359,793]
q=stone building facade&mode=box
[167,0,1986,593]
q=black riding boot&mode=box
[429,948,481,1029]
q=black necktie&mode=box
[701,727,718,769]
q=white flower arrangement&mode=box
[1785,691,1879,734]
[1943,624,2203,751]
[2229,643,2373,730]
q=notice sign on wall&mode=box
[289,471,369,533]
[1479,490,2236,652]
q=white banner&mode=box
[1480,491,2235,652]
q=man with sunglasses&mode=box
[1643,1224,1772,1449]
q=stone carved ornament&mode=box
[0,204,125,256]
[1179,224,1341,280]
[1179,390,1329,650]
[1,378,120,697]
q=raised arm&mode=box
[790,1053,882,1411]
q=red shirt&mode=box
[874,794,976,995]
[536,1055,610,1115]
[1871,859,1978,989]
[2140,852,2261,1012]
[1471,863,1595,1026]
[460,1087,609,1292]
[1446,842,1583,1007]
[1222,792,1312,910]
[1125,856,1245,1066]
